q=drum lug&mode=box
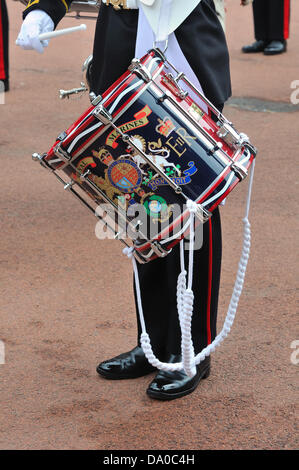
[129,58,152,83]
[132,249,148,264]
[200,206,212,223]
[217,122,240,147]
[244,141,258,158]
[54,143,72,162]
[231,162,248,180]
[150,241,172,258]
[191,204,212,223]
[93,104,113,125]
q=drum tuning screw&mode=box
[32,152,42,162]
[90,94,103,106]
[80,169,91,181]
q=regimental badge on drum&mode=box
[107,158,142,193]
[142,194,173,223]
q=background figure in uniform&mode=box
[242,0,291,55]
[17,0,231,401]
[0,0,9,92]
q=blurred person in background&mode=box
[242,0,290,55]
[0,0,9,91]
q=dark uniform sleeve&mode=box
[22,0,73,28]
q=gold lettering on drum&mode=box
[166,136,187,158]
[176,127,197,147]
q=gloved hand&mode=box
[16,10,55,54]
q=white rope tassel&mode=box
[193,160,256,365]
[176,200,198,377]
[193,214,252,365]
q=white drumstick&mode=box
[39,24,87,41]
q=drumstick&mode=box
[39,24,87,41]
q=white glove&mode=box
[16,10,54,54]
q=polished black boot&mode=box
[96,346,156,379]
[146,355,211,401]
[242,40,268,53]
[0,79,9,92]
[264,40,287,56]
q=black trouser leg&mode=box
[253,0,269,41]
[134,207,222,358]
[253,0,290,42]
[0,0,9,87]
[268,0,290,41]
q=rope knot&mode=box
[186,199,198,214]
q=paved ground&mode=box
[0,1,298,450]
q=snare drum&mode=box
[34,49,256,263]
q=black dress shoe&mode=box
[96,346,156,379]
[264,40,287,56]
[146,355,210,401]
[242,40,268,53]
[0,79,9,92]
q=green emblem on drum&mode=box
[107,158,142,192]
[143,195,169,220]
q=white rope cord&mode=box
[123,160,256,375]
[192,160,256,365]
[177,200,197,377]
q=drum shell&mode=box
[45,50,255,262]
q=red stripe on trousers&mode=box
[0,2,5,80]
[206,219,213,345]
[284,0,290,40]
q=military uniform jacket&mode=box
[23,0,232,108]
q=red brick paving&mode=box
[0,1,297,450]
